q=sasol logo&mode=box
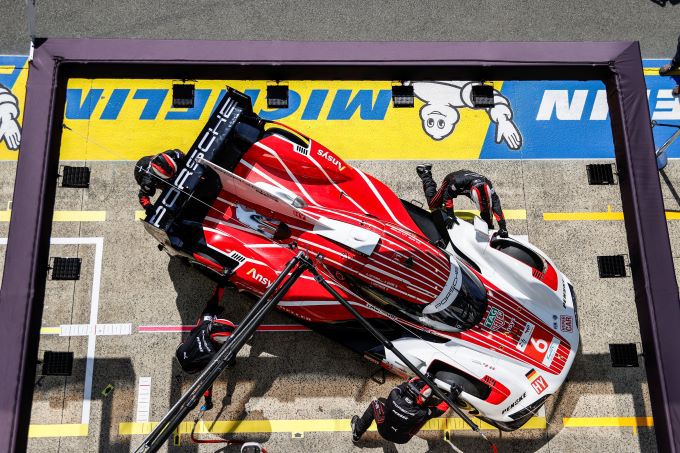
[246,267,272,288]
[317,149,346,172]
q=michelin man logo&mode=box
[0,83,21,150]
[409,81,523,150]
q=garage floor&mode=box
[1,148,672,452]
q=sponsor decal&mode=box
[525,368,537,380]
[481,375,497,388]
[531,375,549,395]
[484,307,505,331]
[316,149,346,171]
[516,322,535,352]
[541,337,561,367]
[423,262,462,314]
[502,392,526,414]
[2,57,677,161]
[560,315,573,333]
[245,267,272,288]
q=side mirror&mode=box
[473,216,489,236]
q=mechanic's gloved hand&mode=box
[444,209,458,228]
[497,221,508,238]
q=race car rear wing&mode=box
[143,88,264,245]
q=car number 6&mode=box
[531,338,549,353]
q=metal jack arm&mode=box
[135,252,309,452]
[136,251,496,452]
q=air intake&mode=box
[609,343,639,367]
[42,351,74,376]
[587,164,615,185]
[51,257,82,280]
[597,255,626,278]
[61,166,90,188]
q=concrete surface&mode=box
[0,1,679,57]
[0,154,663,452]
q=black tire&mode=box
[434,370,490,400]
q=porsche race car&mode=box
[143,88,579,431]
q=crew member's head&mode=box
[150,152,179,180]
[405,378,433,406]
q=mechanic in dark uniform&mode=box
[134,149,185,214]
[175,284,235,410]
[416,164,508,238]
[659,34,680,96]
[350,377,460,444]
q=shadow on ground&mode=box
[158,259,655,452]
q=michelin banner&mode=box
[0,56,678,161]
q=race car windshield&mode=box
[424,265,488,331]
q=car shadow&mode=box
[649,0,680,5]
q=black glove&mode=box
[497,221,508,238]
[444,208,458,228]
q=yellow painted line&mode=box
[0,65,16,74]
[28,423,89,437]
[53,211,107,222]
[544,211,624,221]
[457,209,526,220]
[644,67,680,76]
[119,416,545,435]
[135,210,146,221]
[545,209,680,221]
[40,327,61,335]
[563,417,653,428]
[0,210,107,222]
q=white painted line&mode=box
[0,236,104,425]
[95,323,132,336]
[82,237,103,425]
[135,377,152,423]
[59,323,132,336]
[60,324,90,336]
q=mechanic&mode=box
[134,149,185,214]
[350,376,460,444]
[659,33,680,96]
[175,284,235,411]
[416,164,508,238]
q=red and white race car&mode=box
[144,89,579,431]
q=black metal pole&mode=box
[136,252,308,452]
[307,264,495,446]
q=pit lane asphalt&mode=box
[0,0,679,58]
[1,156,670,452]
[1,2,677,449]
